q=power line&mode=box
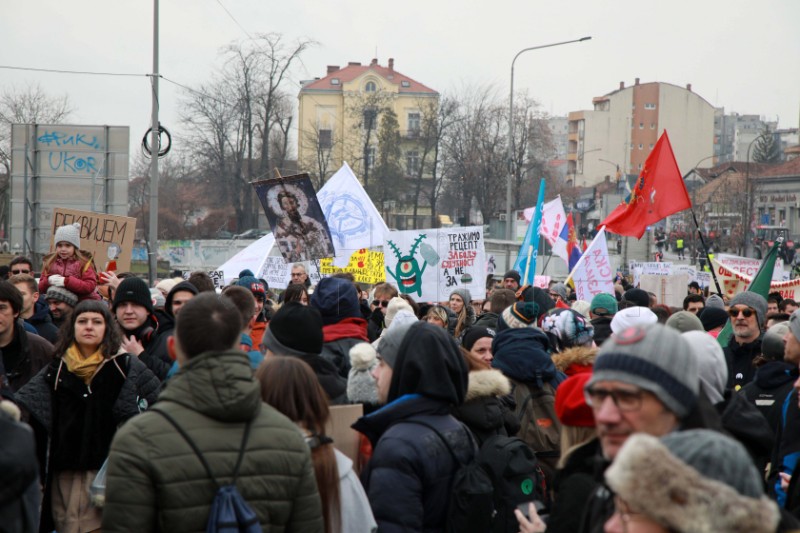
[158,75,228,105]
[214,0,254,40]
[0,64,146,77]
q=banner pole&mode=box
[691,209,723,295]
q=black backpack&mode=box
[153,409,260,533]
[407,421,545,533]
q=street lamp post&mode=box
[505,36,592,241]
[744,133,770,257]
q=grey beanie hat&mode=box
[54,222,81,249]
[551,283,568,301]
[789,309,800,344]
[705,293,726,309]
[729,292,768,326]
[377,321,415,369]
[588,323,699,417]
[764,322,790,360]
[45,286,78,307]
[665,310,704,333]
[449,288,472,309]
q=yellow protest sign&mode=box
[319,249,385,284]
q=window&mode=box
[406,151,420,175]
[639,122,644,129]
[319,129,332,150]
[639,144,643,149]
[650,122,656,129]
[408,112,420,134]
[365,81,377,92]
[638,163,643,170]
[645,103,656,110]
[331,78,340,85]
[401,80,410,88]
[649,143,654,149]
[365,146,376,169]
[363,108,377,130]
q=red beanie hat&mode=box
[555,373,595,427]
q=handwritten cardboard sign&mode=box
[319,250,385,284]
[51,208,136,272]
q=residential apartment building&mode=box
[297,58,438,228]
[567,79,715,187]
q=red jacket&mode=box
[39,254,100,300]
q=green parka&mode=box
[101,350,323,533]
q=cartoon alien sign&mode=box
[386,234,439,297]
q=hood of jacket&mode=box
[754,361,797,389]
[352,393,451,445]
[165,281,199,318]
[551,345,597,375]
[387,321,468,405]
[464,369,511,402]
[28,298,54,326]
[159,350,261,422]
[491,327,562,385]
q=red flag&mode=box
[599,131,691,238]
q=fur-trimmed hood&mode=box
[551,346,597,375]
[464,369,511,402]
[606,433,780,533]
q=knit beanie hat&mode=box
[311,277,361,326]
[551,283,568,301]
[497,301,539,331]
[606,431,780,533]
[763,322,790,360]
[699,306,729,331]
[54,223,81,249]
[236,269,266,299]
[502,270,521,284]
[588,323,699,418]
[705,293,726,309]
[113,277,154,313]
[377,320,415,369]
[789,309,800,344]
[682,330,727,404]
[555,372,595,427]
[462,326,496,351]
[45,286,78,307]
[729,292,768,326]
[623,288,651,307]
[262,301,323,356]
[347,343,379,405]
[155,278,179,296]
[610,306,658,334]
[665,310,704,333]
[571,300,591,319]
[590,292,618,316]
[385,297,413,328]
[449,288,472,309]
[541,308,594,352]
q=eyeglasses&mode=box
[291,273,304,277]
[728,306,755,319]
[11,269,30,274]
[585,386,644,412]
[372,299,390,308]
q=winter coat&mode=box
[38,253,100,300]
[724,336,763,390]
[551,345,596,376]
[589,315,613,347]
[741,361,797,436]
[335,449,377,533]
[472,311,499,330]
[715,389,774,474]
[352,322,471,533]
[548,438,602,533]
[121,316,172,380]
[367,309,385,342]
[3,319,55,392]
[297,352,348,405]
[101,350,322,533]
[452,369,519,446]
[321,318,370,378]
[0,406,40,533]
[25,298,60,345]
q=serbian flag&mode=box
[599,131,691,239]
[566,213,582,271]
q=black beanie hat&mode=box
[262,301,324,355]
[503,270,521,284]
[113,277,154,313]
[623,288,651,308]
[699,306,729,332]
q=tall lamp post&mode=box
[744,133,770,257]
[505,36,592,241]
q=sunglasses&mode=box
[372,299,390,308]
[728,306,755,318]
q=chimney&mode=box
[635,77,640,86]
[619,81,625,90]
[347,61,361,67]
[370,58,378,66]
[388,58,394,71]
[686,83,692,92]
[327,65,340,75]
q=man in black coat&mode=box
[723,292,767,391]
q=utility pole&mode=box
[148,0,160,285]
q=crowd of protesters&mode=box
[4,223,800,532]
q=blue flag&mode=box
[513,179,546,285]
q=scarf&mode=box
[322,317,369,343]
[63,343,105,384]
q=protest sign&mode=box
[51,208,136,272]
[259,256,321,290]
[534,275,551,289]
[711,258,800,299]
[253,173,335,263]
[716,254,785,281]
[182,270,225,289]
[384,226,485,302]
[572,228,614,301]
[326,404,364,472]
[640,274,689,308]
[319,250,385,284]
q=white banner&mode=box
[384,226,486,302]
[716,254,785,281]
[573,228,615,301]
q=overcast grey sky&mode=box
[2,0,798,166]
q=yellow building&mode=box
[297,58,439,228]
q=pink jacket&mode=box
[39,255,100,300]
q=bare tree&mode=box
[301,121,341,189]
[344,90,394,189]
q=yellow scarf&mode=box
[63,344,105,385]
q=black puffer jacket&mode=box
[452,369,519,446]
[353,322,472,533]
[716,389,774,474]
[548,438,602,533]
[723,336,763,390]
[742,361,797,436]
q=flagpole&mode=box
[565,227,606,286]
[690,210,723,295]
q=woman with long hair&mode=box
[449,289,475,340]
[16,300,160,533]
[282,282,309,305]
[256,356,376,533]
